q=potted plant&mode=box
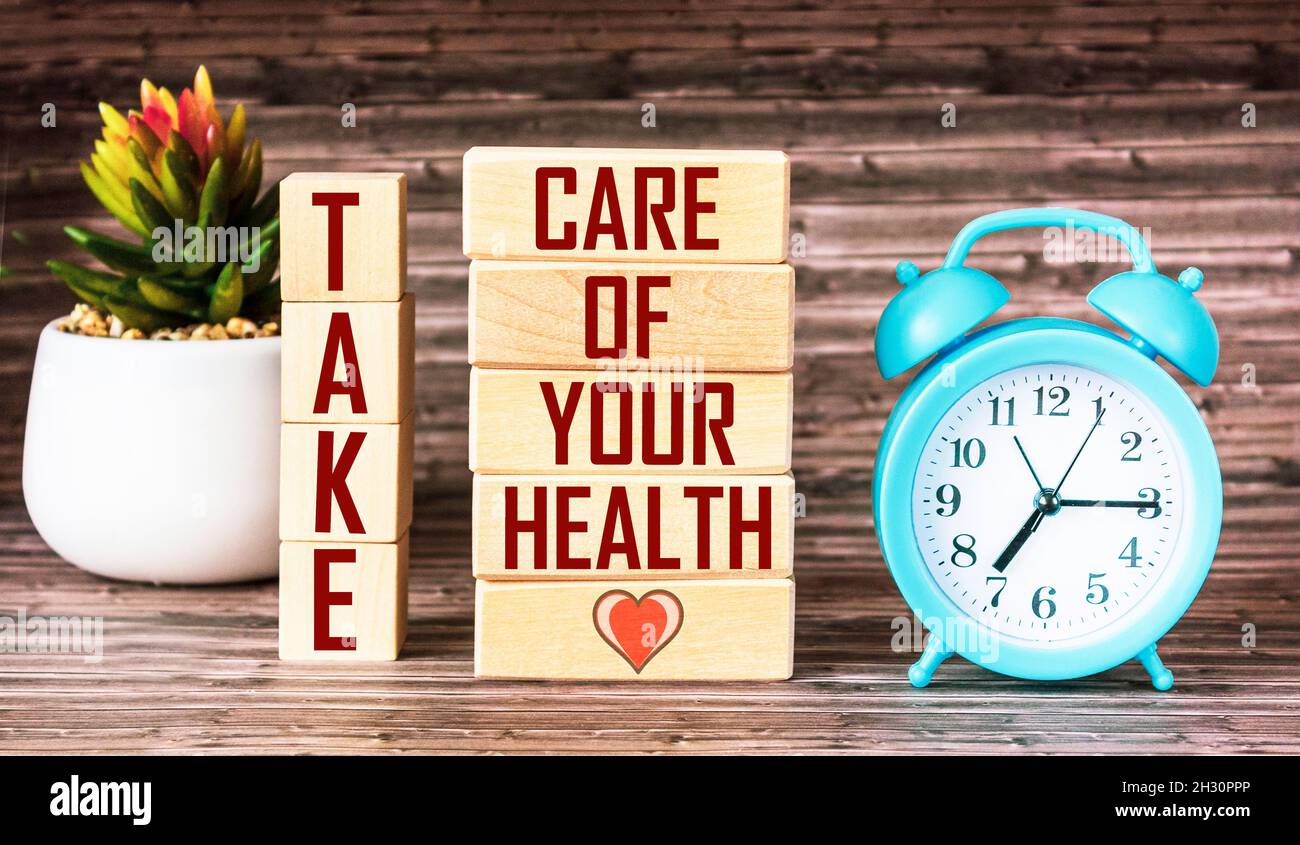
[24,67,282,584]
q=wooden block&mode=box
[473,473,795,579]
[279,534,408,661]
[469,368,793,474]
[282,294,415,423]
[469,260,794,371]
[280,415,413,542]
[462,147,789,263]
[280,172,406,302]
[475,578,793,680]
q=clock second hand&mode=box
[991,409,1107,575]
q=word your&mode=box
[534,166,718,251]
[151,221,262,272]
[50,775,151,826]
[0,609,102,662]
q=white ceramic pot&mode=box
[23,321,281,584]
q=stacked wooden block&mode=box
[278,173,413,661]
[465,147,796,680]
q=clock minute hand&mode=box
[1054,408,1106,494]
[992,510,1046,573]
[1059,499,1149,508]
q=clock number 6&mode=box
[1032,586,1057,619]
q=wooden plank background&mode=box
[1,0,1298,754]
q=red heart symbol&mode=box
[593,589,684,674]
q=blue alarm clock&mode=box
[873,208,1222,690]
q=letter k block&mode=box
[280,418,414,543]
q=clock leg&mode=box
[909,635,953,688]
[1136,643,1174,691]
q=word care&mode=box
[462,147,789,263]
[279,172,413,661]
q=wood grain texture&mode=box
[469,260,795,371]
[469,368,794,474]
[462,147,789,262]
[282,295,415,423]
[280,416,415,543]
[0,0,1297,754]
[280,172,407,302]
[475,578,795,680]
[279,534,409,661]
[473,473,795,579]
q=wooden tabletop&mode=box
[1,0,1298,754]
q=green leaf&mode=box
[207,263,244,324]
[63,226,161,276]
[130,178,173,234]
[138,277,208,318]
[80,163,150,238]
[167,130,200,181]
[102,295,185,333]
[160,149,198,224]
[198,156,228,229]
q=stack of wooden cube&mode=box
[464,147,796,680]
[278,173,414,661]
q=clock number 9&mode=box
[1032,586,1057,619]
[935,484,961,516]
[950,534,977,568]
[950,437,986,468]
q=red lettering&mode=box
[730,486,772,570]
[597,486,639,570]
[591,382,633,465]
[315,430,366,534]
[634,168,675,250]
[583,167,628,251]
[540,381,584,465]
[535,167,577,249]
[312,192,360,291]
[313,312,367,414]
[683,486,724,568]
[556,486,590,569]
[584,276,627,359]
[646,487,680,570]
[683,167,719,250]
[692,382,735,465]
[642,383,684,465]
[313,547,355,651]
[635,275,671,358]
[505,486,547,570]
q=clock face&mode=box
[911,363,1186,645]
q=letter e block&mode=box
[279,535,408,660]
[280,416,414,542]
[282,294,415,423]
[281,172,407,302]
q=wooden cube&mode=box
[279,534,408,661]
[282,294,415,423]
[280,415,413,542]
[469,260,794,371]
[281,172,407,302]
[473,473,794,579]
[475,578,794,680]
[462,147,789,263]
[469,368,792,474]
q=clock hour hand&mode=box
[992,509,1045,573]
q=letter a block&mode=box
[282,295,415,423]
[280,416,414,543]
[280,535,409,660]
[281,172,407,302]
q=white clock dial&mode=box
[911,363,1186,644]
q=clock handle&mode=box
[941,208,1156,274]
[908,634,953,688]
[1136,642,1175,691]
